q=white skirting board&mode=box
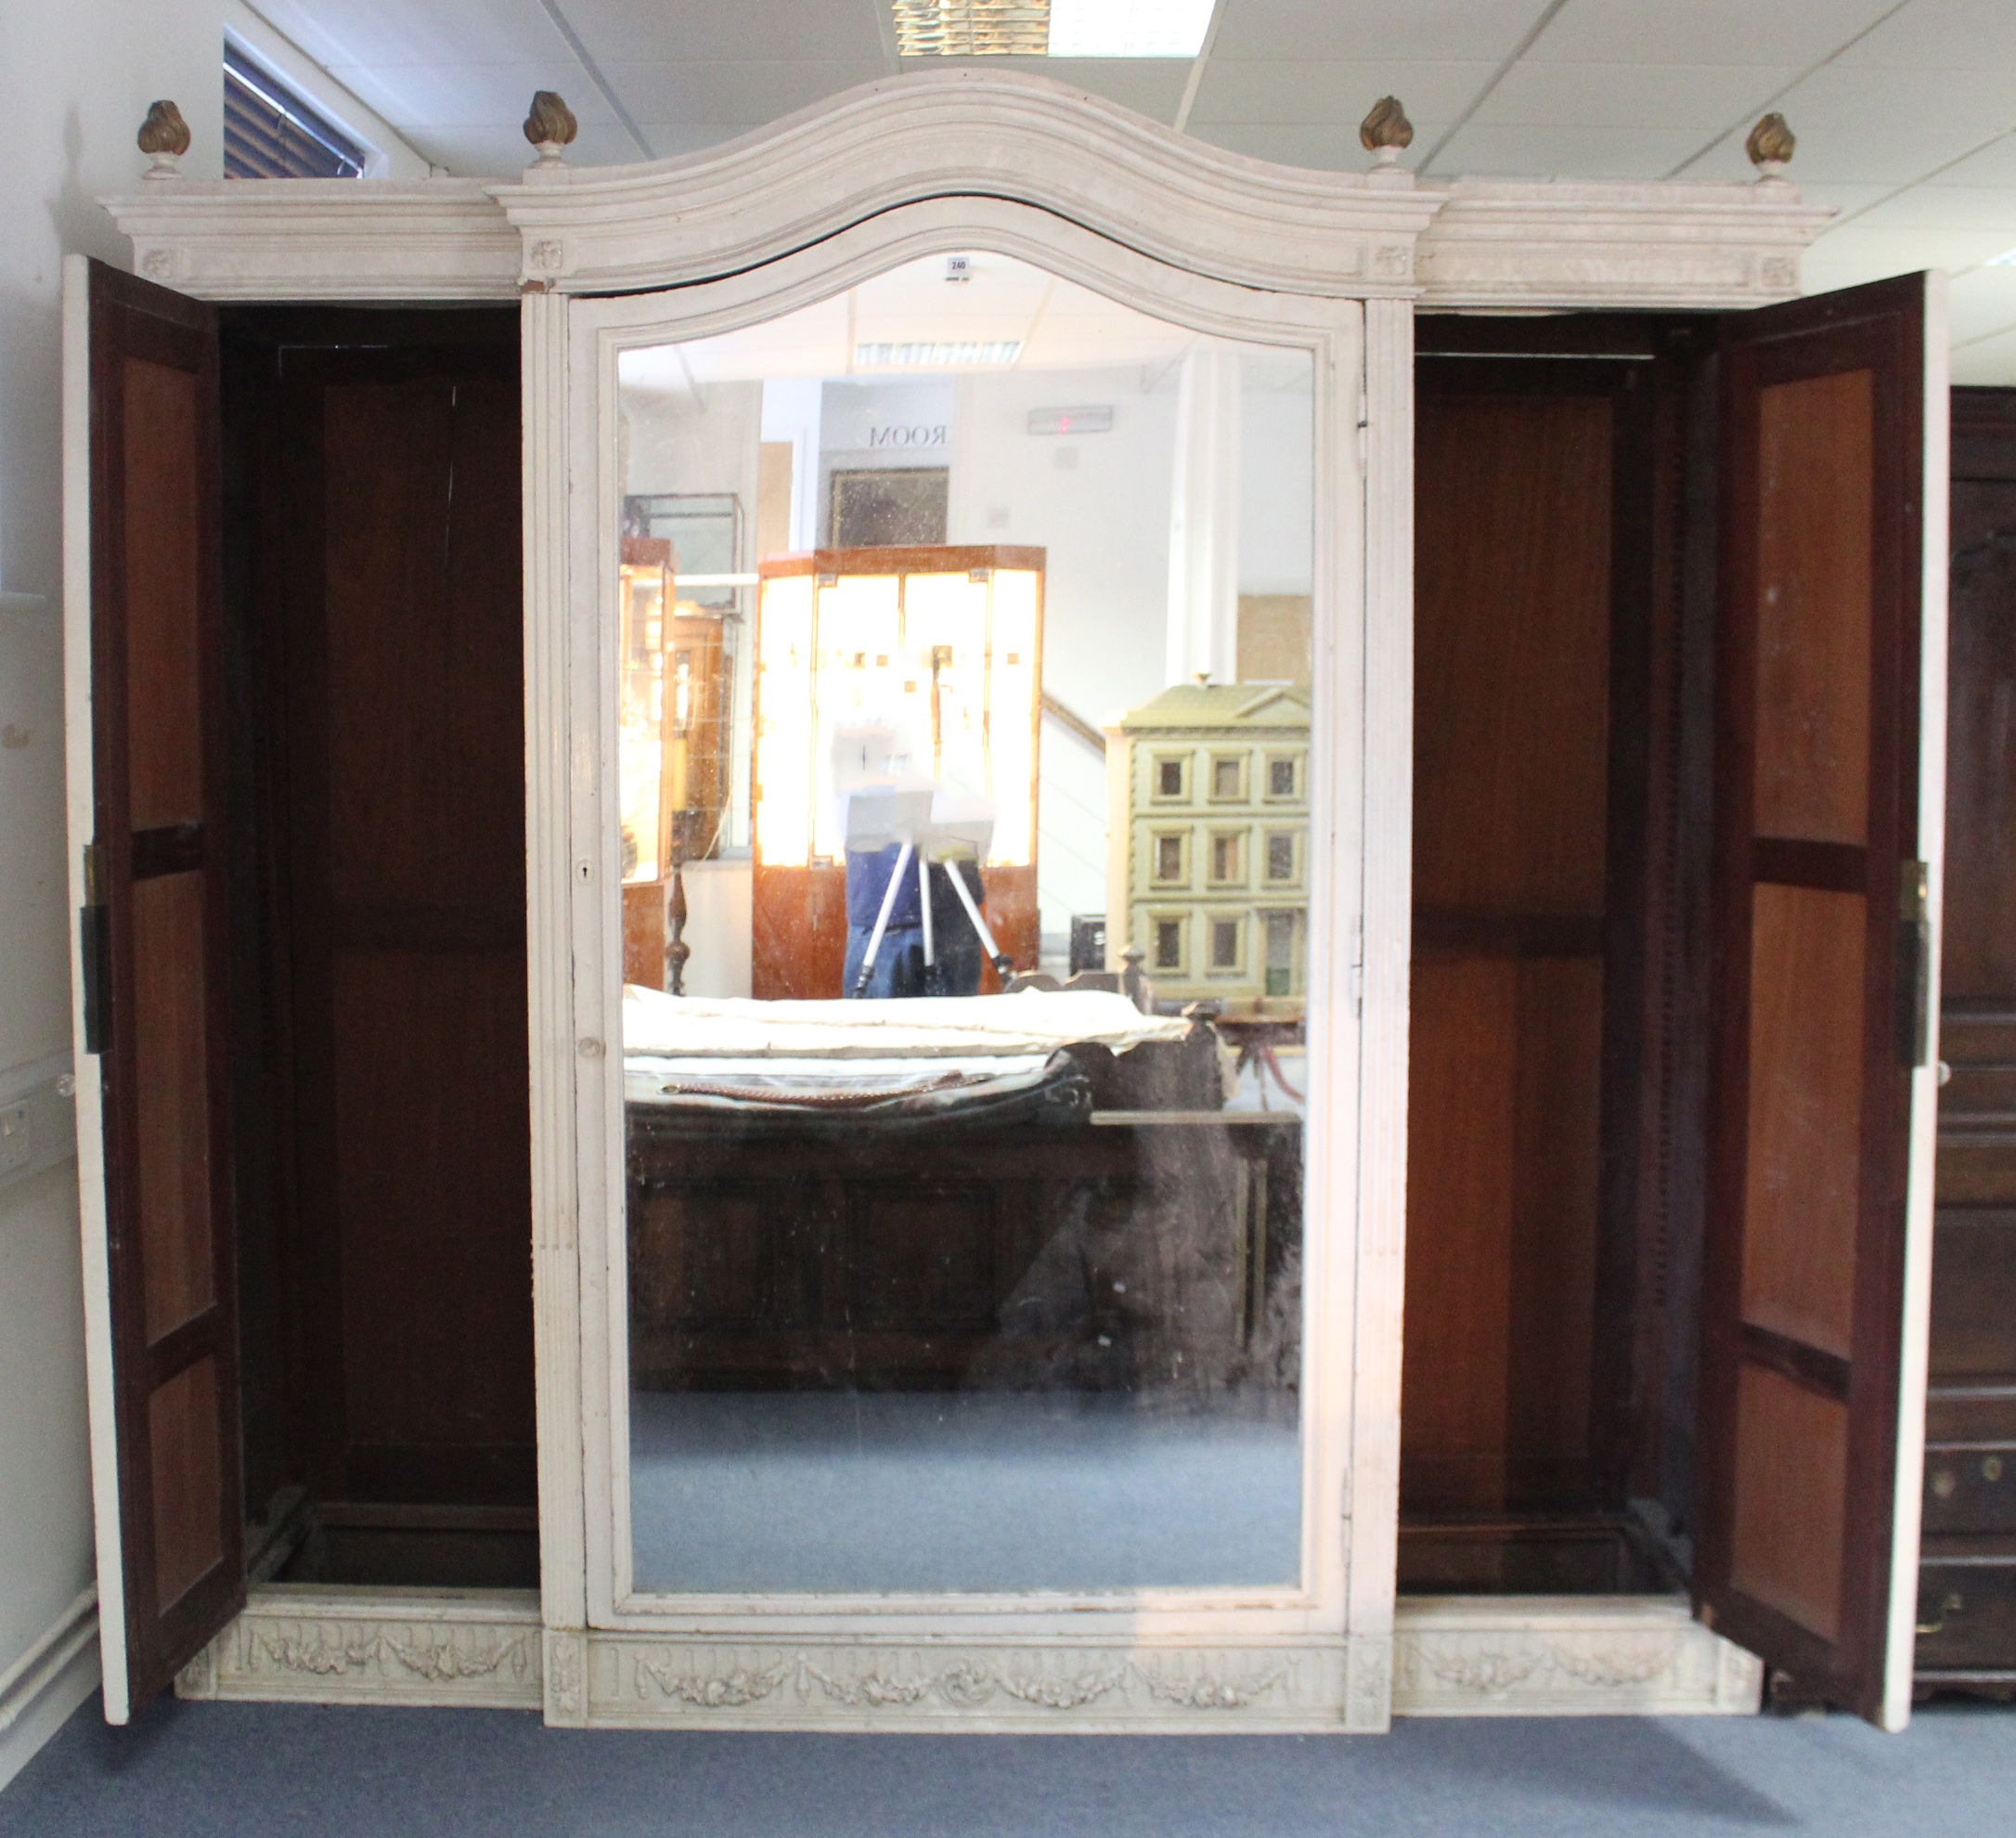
[1391,1597,1764,1716]
[177,1589,1763,1725]
[0,1588,99,1793]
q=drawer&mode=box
[1924,1445,2016,1534]
[1931,1211,2016,1378]
[1917,1548,2016,1671]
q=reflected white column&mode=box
[1165,343,1241,687]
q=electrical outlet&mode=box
[0,1103,28,1175]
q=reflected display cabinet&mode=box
[63,70,1946,1736]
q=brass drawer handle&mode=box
[1918,1591,1966,1636]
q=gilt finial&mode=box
[523,91,578,168]
[1360,97,1414,168]
[1746,112,1796,179]
[137,100,190,180]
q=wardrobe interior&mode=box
[1402,313,1721,1597]
[219,305,538,1589]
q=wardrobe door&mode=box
[1697,271,1945,1728]
[63,256,245,1720]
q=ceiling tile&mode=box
[1521,0,1893,66]
[252,0,561,73]
[604,61,887,123]
[325,60,620,130]
[1187,60,1493,128]
[1469,62,1801,130]
[560,0,886,62]
[1206,0,1539,64]
[1428,123,1709,179]
[1741,64,2016,185]
[1832,0,2016,70]
[1927,135,2016,188]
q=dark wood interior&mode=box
[1918,387,2016,1695]
[1402,317,1717,1591]
[221,306,537,1588]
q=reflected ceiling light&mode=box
[1048,0,1214,58]
[1990,247,2016,266]
[857,341,1024,367]
[890,0,1215,58]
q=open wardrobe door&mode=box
[1697,271,1947,1728]
[62,256,245,1721]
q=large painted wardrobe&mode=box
[64,70,1946,1732]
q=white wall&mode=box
[946,364,1180,940]
[1239,375,1315,598]
[1,0,231,1781]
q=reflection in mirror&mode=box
[617,252,1314,1594]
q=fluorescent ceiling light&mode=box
[1048,0,1214,58]
[892,1,1048,57]
[890,0,1215,58]
[857,341,1024,367]
[1990,247,2016,266]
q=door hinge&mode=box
[81,842,110,1055]
[1899,859,1932,1068]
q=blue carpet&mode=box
[629,1391,1303,1592]
[3,1693,2010,1836]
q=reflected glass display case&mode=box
[748,544,1043,997]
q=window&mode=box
[1155,917,1184,970]
[1209,754,1246,801]
[224,44,368,179]
[1210,917,1241,970]
[1209,832,1244,884]
[1266,755,1299,800]
[1267,832,1296,882]
[1154,833,1186,883]
[1154,755,1188,800]
[1264,911,1299,997]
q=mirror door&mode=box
[600,251,1325,1605]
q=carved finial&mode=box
[137,100,190,179]
[1746,112,1796,178]
[1360,96,1414,167]
[523,91,578,168]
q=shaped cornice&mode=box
[100,71,1832,312]
[1415,175,1834,310]
[487,70,1443,298]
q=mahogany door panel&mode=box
[1697,271,1939,1727]
[70,257,245,1720]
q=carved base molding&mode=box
[175,1586,543,1710]
[1392,1597,1764,1716]
[578,1634,1350,1732]
[176,1591,1762,1724]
